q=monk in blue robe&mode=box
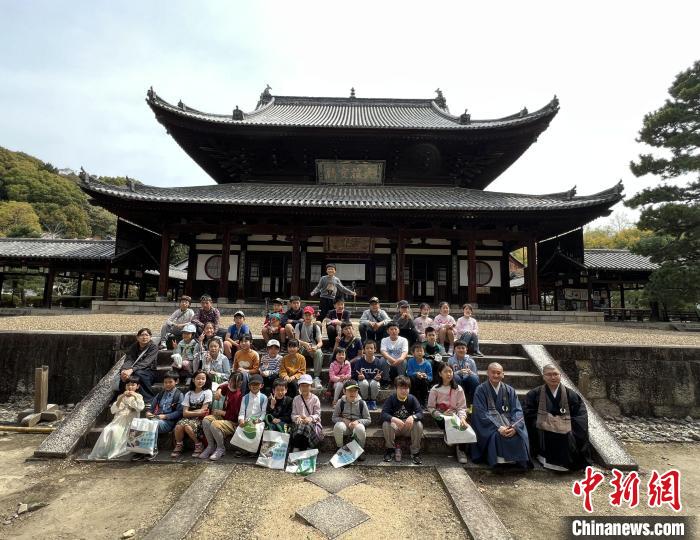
[523,363,590,471]
[471,362,531,468]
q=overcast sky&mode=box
[1,1,698,226]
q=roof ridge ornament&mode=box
[256,84,273,108]
[459,109,471,125]
[549,94,560,110]
[434,88,448,110]
[147,86,156,101]
[350,87,356,99]
[519,106,528,117]
[232,105,244,120]
[177,100,184,109]
[567,185,577,200]
[125,176,136,192]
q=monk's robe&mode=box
[523,384,591,471]
[471,381,530,467]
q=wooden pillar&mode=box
[42,267,55,308]
[291,233,301,296]
[76,273,83,300]
[500,245,510,307]
[139,277,147,301]
[185,237,197,296]
[619,283,626,309]
[157,230,170,301]
[467,239,477,304]
[218,228,231,303]
[396,231,405,301]
[118,277,125,299]
[236,235,247,302]
[91,273,98,297]
[527,238,539,309]
[587,275,593,312]
[102,264,111,300]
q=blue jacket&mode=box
[151,388,184,422]
[406,357,433,382]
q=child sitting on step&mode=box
[381,375,424,464]
[147,371,183,435]
[199,372,243,461]
[329,348,352,407]
[89,375,145,460]
[332,380,371,461]
[427,363,470,464]
[433,301,457,354]
[235,374,268,457]
[406,342,433,406]
[267,378,293,432]
[171,324,198,379]
[455,303,484,357]
[171,370,213,458]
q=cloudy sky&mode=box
[1,1,698,225]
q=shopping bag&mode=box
[126,417,159,455]
[330,439,364,468]
[285,448,318,476]
[231,421,264,453]
[256,430,290,470]
[443,414,477,445]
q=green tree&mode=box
[0,201,42,237]
[584,226,652,249]
[626,60,700,312]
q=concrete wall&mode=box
[545,343,700,418]
[0,331,133,405]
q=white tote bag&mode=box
[443,414,477,445]
[231,421,265,453]
[126,417,159,455]
[330,440,364,468]
[285,449,319,476]
[256,430,290,470]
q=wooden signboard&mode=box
[316,160,385,185]
[325,237,375,254]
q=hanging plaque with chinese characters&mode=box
[325,237,374,254]
[316,160,385,185]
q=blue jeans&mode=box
[453,372,479,403]
[458,332,480,355]
[157,419,176,433]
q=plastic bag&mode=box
[443,414,477,445]
[126,417,158,455]
[285,448,318,476]
[330,439,364,468]
[231,420,264,453]
[256,430,290,469]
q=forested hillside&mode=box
[0,146,136,239]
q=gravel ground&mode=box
[0,314,698,347]
[605,415,700,443]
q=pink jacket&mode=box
[427,385,468,420]
[455,316,479,336]
[329,360,351,383]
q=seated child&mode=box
[265,313,286,348]
[353,340,388,411]
[233,335,260,394]
[433,301,457,354]
[332,380,371,460]
[406,342,433,406]
[259,339,283,395]
[197,338,231,383]
[223,310,251,359]
[171,324,197,379]
[283,296,305,341]
[199,372,244,461]
[455,303,483,357]
[448,340,479,403]
[422,326,446,374]
[427,363,470,464]
[89,375,145,460]
[381,375,424,464]
[235,374,268,457]
[290,374,323,452]
[278,339,306,398]
[329,348,352,406]
[393,300,418,345]
[324,297,351,349]
[146,371,183,435]
[413,302,433,343]
[267,378,293,431]
[171,370,213,458]
[332,322,363,363]
[261,298,285,342]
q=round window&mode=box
[204,255,222,280]
[475,261,493,286]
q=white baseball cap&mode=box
[267,339,281,348]
[298,374,313,385]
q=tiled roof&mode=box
[147,91,560,131]
[0,238,115,260]
[583,249,658,271]
[81,178,623,213]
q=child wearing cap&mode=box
[267,379,293,431]
[158,295,194,349]
[266,313,286,349]
[455,304,484,357]
[310,263,356,321]
[224,311,250,359]
[332,380,371,459]
[290,374,323,451]
[295,307,324,389]
[279,339,306,398]
[262,298,286,343]
[233,335,260,394]
[359,297,391,343]
[323,297,351,350]
[380,321,410,382]
[329,348,352,406]
[353,340,388,411]
[259,339,283,395]
[381,375,424,464]
[284,296,305,341]
[406,342,433,406]
[393,300,418,345]
[414,303,433,343]
[235,373,268,457]
[171,323,198,378]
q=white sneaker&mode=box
[313,377,323,389]
[198,445,215,460]
[456,446,468,464]
[210,448,226,461]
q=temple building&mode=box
[79,86,623,307]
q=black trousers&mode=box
[409,375,429,405]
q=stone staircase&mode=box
[81,339,543,457]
